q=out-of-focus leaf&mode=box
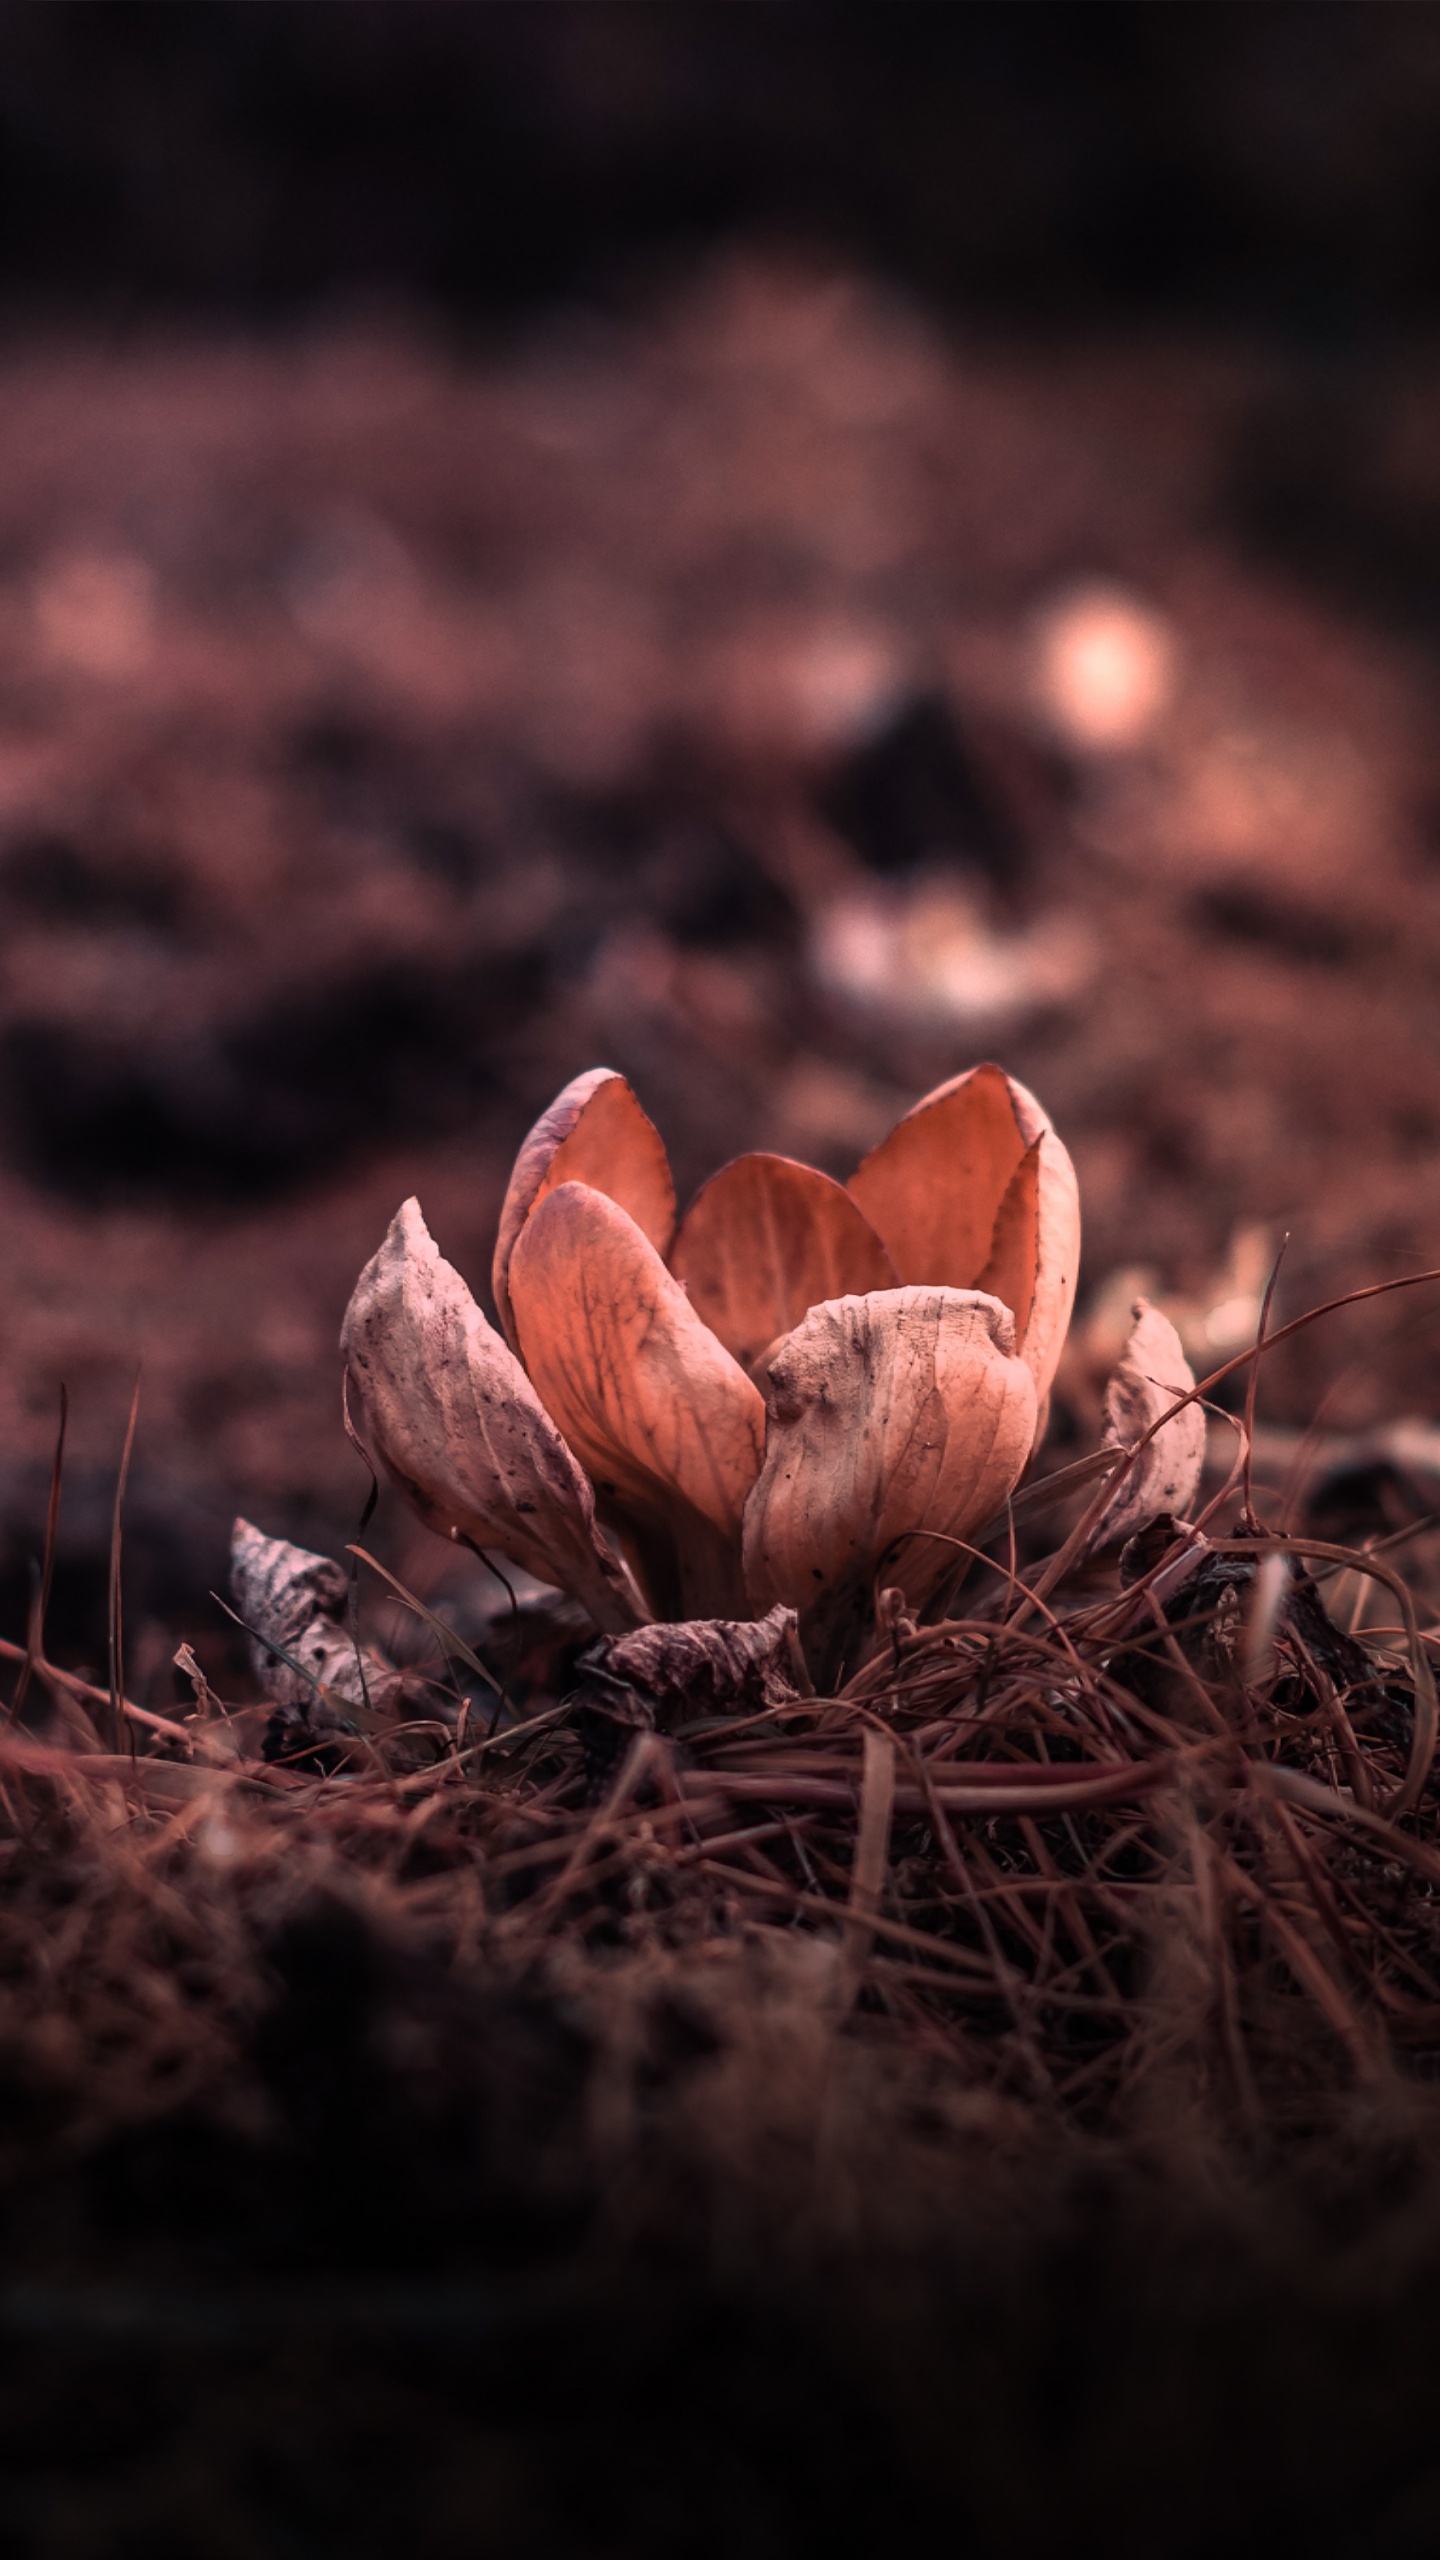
[671,1151,896,1372]
[509,1180,764,1617]
[342,1199,645,1632]
[492,1067,675,1349]
[744,1285,1037,1684]
[1090,1298,1205,1551]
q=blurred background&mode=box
[4,1,1440,1675]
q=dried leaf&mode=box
[230,1518,402,1715]
[744,1287,1037,1683]
[671,1152,897,1373]
[492,1067,676,1349]
[509,1180,765,1617]
[575,1602,807,1729]
[342,1199,645,1633]
[1090,1299,1206,1550]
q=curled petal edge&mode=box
[342,1198,646,1633]
[492,1068,676,1351]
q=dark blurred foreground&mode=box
[4,1877,1440,2560]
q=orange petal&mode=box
[846,1061,1030,1287]
[341,1200,645,1632]
[671,1153,898,1373]
[492,1068,676,1349]
[744,1286,1037,1684]
[509,1181,765,1617]
[975,1125,1080,1408]
[850,1062,1079,1406]
[976,1139,1042,1346]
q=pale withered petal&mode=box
[1090,1298,1206,1552]
[743,1286,1037,1685]
[509,1180,765,1618]
[492,1067,676,1351]
[230,1518,404,1716]
[342,1199,645,1632]
[670,1151,897,1375]
[848,1061,1079,1405]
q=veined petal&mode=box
[975,1127,1081,1406]
[743,1286,1037,1684]
[847,1062,1027,1289]
[492,1067,676,1350]
[848,1061,1079,1404]
[510,1181,765,1617]
[671,1152,897,1374]
[1090,1299,1205,1551]
[342,1199,645,1632]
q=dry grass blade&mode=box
[109,1373,141,1755]
[347,1545,504,1698]
[1210,1534,1438,1815]
[10,1382,66,1726]
[842,1729,896,1994]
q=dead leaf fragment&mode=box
[1090,1298,1206,1550]
[576,1602,808,1728]
[744,1286,1037,1683]
[509,1180,765,1616]
[342,1199,645,1632]
[492,1067,676,1348]
[230,1517,402,1714]
[671,1151,897,1373]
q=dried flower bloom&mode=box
[342,1060,1081,1680]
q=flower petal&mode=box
[975,1128,1081,1406]
[743,1286,1037,1683]
[492,1067,676,1350]
[849,1062,1079,1402]
[509,1180,765,1617]
[342,1199,645,1632]
[1090,1299,1205,1551]
[847,1061,1028,1289]
[671,1152,898,1374]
